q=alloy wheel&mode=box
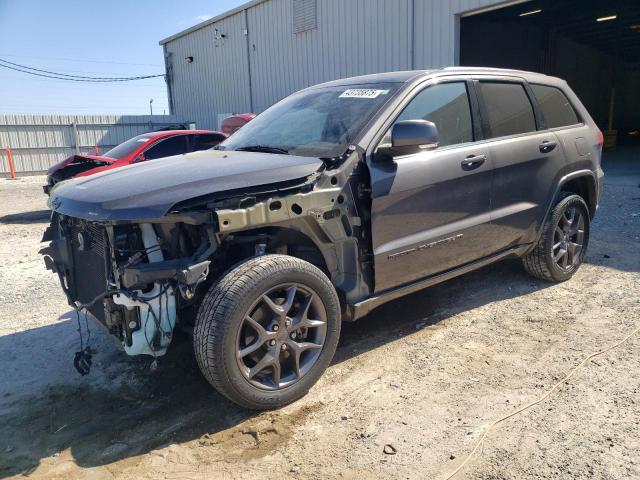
[552,205,585,270]
[236,283,327,390]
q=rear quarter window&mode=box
[530,84,580,129]
[478,82,536,138]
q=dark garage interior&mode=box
[461,0,640,149]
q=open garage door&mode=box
[460,0,640,149]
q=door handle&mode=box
[461,154,486,171]
[539,140,557,153]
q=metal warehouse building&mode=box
[160,0,640,143]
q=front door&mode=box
[368,81,494,292]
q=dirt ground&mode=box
[0,150,638,480]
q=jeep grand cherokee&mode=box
[41,68,603,409]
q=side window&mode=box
[530,84,579,129]
[144,135,188,160]
[478,82,536,138]
[388,82,474,147]
[193,133,227,151]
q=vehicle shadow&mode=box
[0,209,50,224]
[337,259,554,363]
[0,258,555,478]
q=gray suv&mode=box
[41,67,604,409]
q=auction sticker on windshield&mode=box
[339,89,389,99]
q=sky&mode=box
[0,0,245,115]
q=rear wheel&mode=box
[523,193,590,282]
[194,255,341,409]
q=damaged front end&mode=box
[44,155,113,194]
[40,213,215,356]
[39,146,368,361]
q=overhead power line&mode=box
[0,58,162,80]
[0,76,167,88]
[0,53,161,67]
[0,58,164,82]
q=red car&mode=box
[220,113,256,135]
[44,129,226,194]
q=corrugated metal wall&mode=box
[162,0,511,130]
[0,114,190,174]
[166,12,252,130]
[246,0,414,113]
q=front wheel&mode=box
[523,192,590,282]
[194,255,341,410]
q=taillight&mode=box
[597,130,604,147]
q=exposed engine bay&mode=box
[40,148,373,359]
[41,216,213,357]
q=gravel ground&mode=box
[0,150,638,480]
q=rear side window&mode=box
[392,82,474,147]
[193,133,226,151]
[144,135,188,160]
[478,82,536,138]
[530,84,579,129]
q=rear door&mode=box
[368,79,494,292]
[474,79,567,249]
[528,82,589,166]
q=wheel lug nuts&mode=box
[272,324,279,331]
[269,339,276,346]
[281,344,287,351]
[290,332,296,339]
[285,319,291,326]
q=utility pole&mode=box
[149,98,154,116]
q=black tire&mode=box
[523,192,590,282]
[194,254,341,410]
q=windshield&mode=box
[219,83,400,158]
[103,134,154,159]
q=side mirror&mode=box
[378,120,439,159]
[134,152,146,163]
